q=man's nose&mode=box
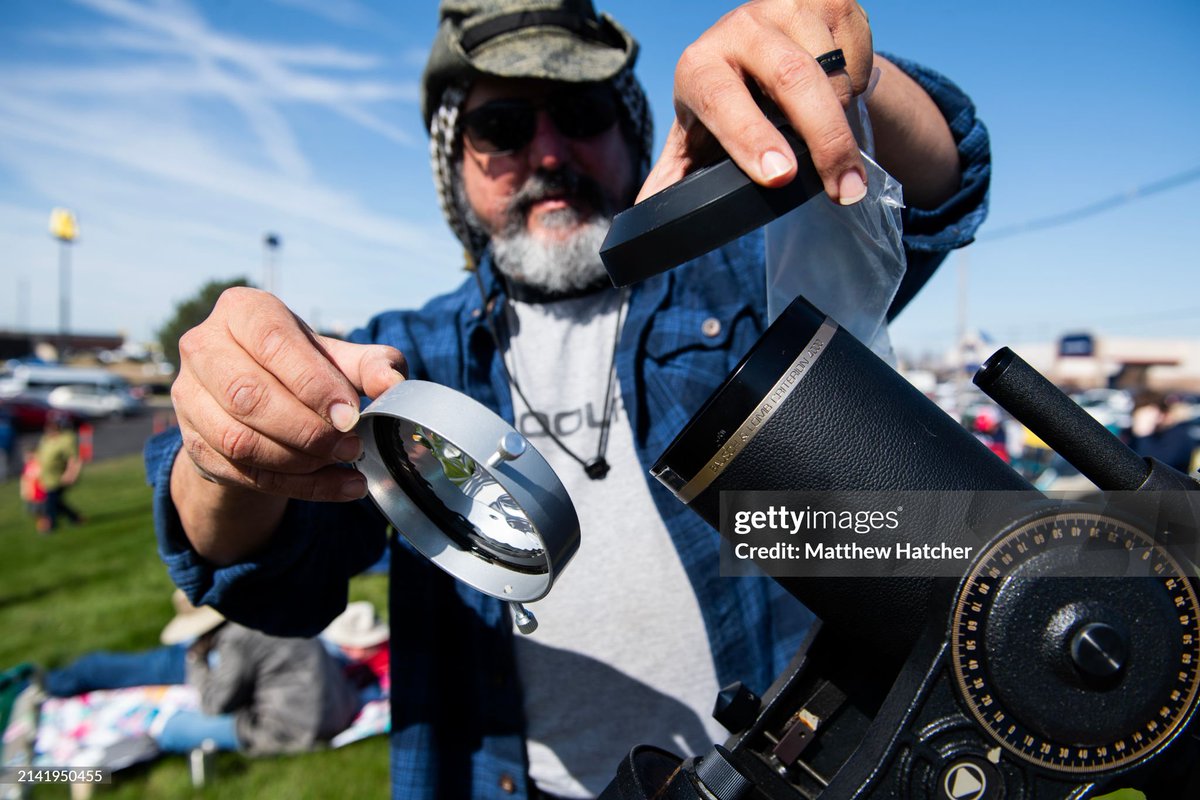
[526,110,570,171]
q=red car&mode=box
[0,394,82,433]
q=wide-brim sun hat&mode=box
[160,589,226,645]
[421,0,639,127]
[323,601,389,649]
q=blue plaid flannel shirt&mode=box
[145,55,989,800]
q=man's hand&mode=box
[169,288,404,564]
[638,0,872,205]
[173,287,405,501]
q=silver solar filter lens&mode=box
[356,380,580,604]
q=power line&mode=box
[978,164,1200,242]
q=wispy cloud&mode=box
[265,0,380,30]
[0,85,429,248]
[0,0,458,339]
[71,0,415,155]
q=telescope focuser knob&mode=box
[694,746,753,800]
[712,681,761,734]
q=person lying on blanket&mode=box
[41,591,360,755]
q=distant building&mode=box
[0,329,123,362]
[992,333,1200,392]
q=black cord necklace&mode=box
[475,272,627,480]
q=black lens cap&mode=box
[599,127,823,287]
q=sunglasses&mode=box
[460,85,620,155]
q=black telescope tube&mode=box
[652,297,1033,663]
[974,347,1150,490]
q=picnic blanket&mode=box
[2,685,390,772]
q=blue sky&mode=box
[1,0,1198,356]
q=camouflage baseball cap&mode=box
[421,0,639,126]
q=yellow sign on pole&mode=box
[48,207,78,243]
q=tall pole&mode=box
[48,208,78,360]
[956,250,969,421]
[263,232,281,296]
[16,277,30,331]
[59,239,71,340]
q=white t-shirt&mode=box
[503,290,728,798]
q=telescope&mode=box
[589,135,1200,800]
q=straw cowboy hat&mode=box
[323,602,389,649]
[160,589,226,645]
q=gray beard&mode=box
[490,209,611,294]
[455,162,616,295]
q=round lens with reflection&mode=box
[382,421,547,571]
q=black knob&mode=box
[712,682,761,734]
[1070,622,1128,681]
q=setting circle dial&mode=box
[950,511,1200,774]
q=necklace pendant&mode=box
[584,458,610,480]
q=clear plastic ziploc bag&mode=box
[764,87,906,363]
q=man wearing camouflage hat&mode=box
[149,1,988,797]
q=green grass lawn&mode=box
[0,454,391,799]
[2,458,1164,800]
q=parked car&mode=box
[1,364,132,401]
[47,382,144,419]
[0,395,83,432]
[1072,388,1133,434]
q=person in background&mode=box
[969,407,1010,463]
[18,449,47,528]
[35,411,83,532]
[42,591,361,756]
[1126,391,1200,475]
[0,407,17,481]
[322,601,390,703]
